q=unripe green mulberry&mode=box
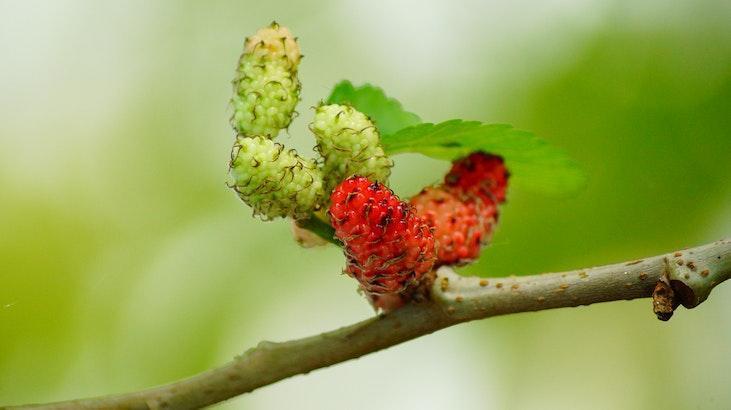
[229,136,324,220]
[231,23,301,138]
[311,104,393,191]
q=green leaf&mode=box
[326,80,422,136]
[383,120,587,196]
[325,81,586,196]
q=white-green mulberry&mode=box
[231,23,301,138]
[243,22,301,68]
[311,104,393,191]
[229,136,324,220]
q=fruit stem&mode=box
[296,215,341,246]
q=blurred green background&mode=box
[1,1,730,409]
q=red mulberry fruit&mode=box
[445,152,509,204]
[410,186,497,266]
[329,176,436,294]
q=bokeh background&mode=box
[1,1,730,408]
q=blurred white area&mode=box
[0,1,157,189]
[316,0,608,120]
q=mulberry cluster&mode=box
[228,24,325,222]
[311,104,393,191]
[229,136,324,220]
[329,176,436,294]
[410,152,508,266]
[231,22,301,138]
[225,23,515,309]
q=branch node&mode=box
[652,272,678,321]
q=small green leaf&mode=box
[383,120,587,196]
[326,80,422,136]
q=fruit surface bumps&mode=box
[244,22,301,67]
[231,22,301,138]
[445,152,509,204]
[311,104,392,191]
[329,176,436,294]
[229,136,324,220]
[410,186,497,266]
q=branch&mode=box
[9,239,730,410]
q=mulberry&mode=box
[410,186,498,266]
[231,23,301,138]
[229,136,324,220]
[329,176,436,294]
[445,152,509,204]
[311,104,392,191]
